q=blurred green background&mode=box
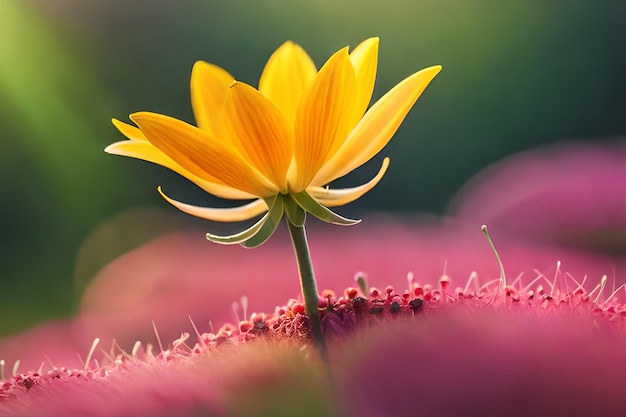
[1,0,625,336]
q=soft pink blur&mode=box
[340,307,626,417]
[0,340,331,417]
[450,140,626,254]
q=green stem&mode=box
[286,218,327,361]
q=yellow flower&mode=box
[106,38,441,246]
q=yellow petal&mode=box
[291,47,356,192]
[105,139,255,200]
[223,82,293,192]
[111,118,147,141]
[348,37,379,129]
[313,65,442,185]
[130,111,277,197]
[190,61,234,139]
[158,187,267,222]
[308,157,389,207]
[258,41,317,126]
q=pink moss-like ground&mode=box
[4,216,622,374]
[2,269,626,417]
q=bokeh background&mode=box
[1,0,625,337]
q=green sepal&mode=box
[206,214,268,245]
[291,191,360,226]
[284,194,306,227]
[241,195,285,248]
[206,195,279,245]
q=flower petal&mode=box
[291,47,357,192]
[106,138,255,200]
[158,187,267,222]
[308,157,389,207]
[108,119,254,199]
[223,82,293,192]
[258,41,317,126]
[313,65,442,186]
[111,118,148,141]
[130,111,277,197]
[348,37,379,129]
[190,61,235,139]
